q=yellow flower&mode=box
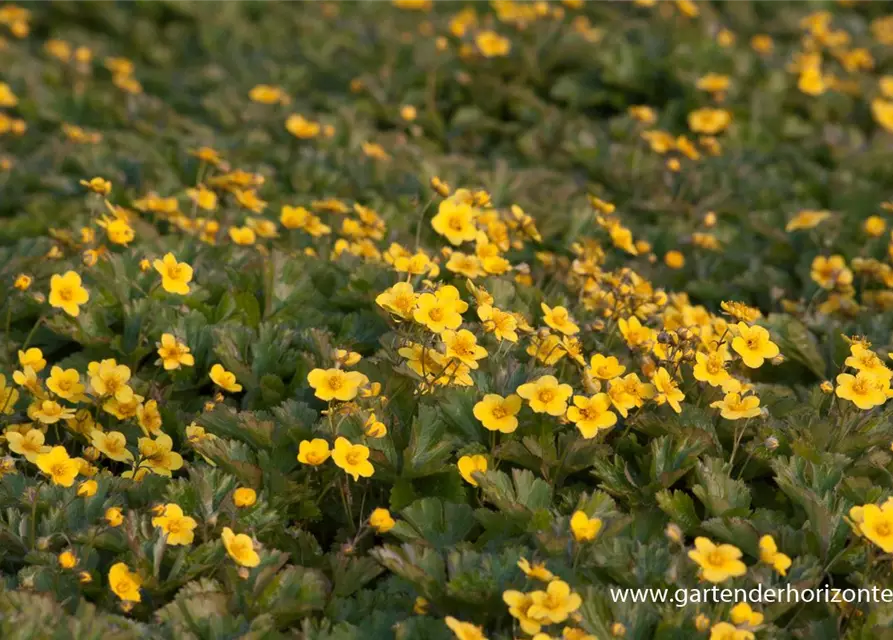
[731,323,779,368]
[210,364,243,393]
[836,372,888,409]
[517,376,573,416]
[664,250,685,269]
[431,198,478,245]
[442,329,488,369]
[187,184,217,211]
[857,503,893,552]
[249,84,289,105]
[845,344,892,381]
[156,333,194,370]
[58,550,77,569]
[693,348,731,387]
[18,348,46,372]
[307,368,369,402]
[475,30,511,57]
[502,590,542,636]
[541,303,579,335]
[297,438,331,466]
[758,535,792,576]
[91,430,134,462]
[229,226,257,245]
[518,557,554,582]
[709,622,754,640]
[222,526,260,567]
[413,285,468,333]
[46,366,86,401]
[688,108,731,134]
[286,114,321,139]
[618,316,651,349]
[105,507,124,527]
[872,98,893,133]
[651,368,684,414]
[393,0,431,9]
[363,412,387,438]
[687,537,747,583]
[786,209,830,232]
[457,454,487,486]
[810,255,852,290]
[36,446,80,487]
[135,433,183,477]
[527,333,566,366]
[864,215,886,237]
[527,579,582,624]
[77,479,98,497]
[233,487,257,508]
[473,394,522,433]
[152,503,198,546]
[109,563,142,603]
[332,437,374,481]
[80,177,111,195]
[87,359,132,399]
[446,252,484,279]
[30,399,76,424]
[97,216,135,246]
[5,428,50,462]
[567,394,617,438]
[369,507,396,533]
[696,73,730,93]
[570,510,602,542]
[478,305,518,342]
[733,601,764,627]
[445,616,488,640]
[13,274,32,291]
[710,392,761,420]
[587,354,626,381]
[400,105,417,121]
[49,271,89,316]
[153,253,193,295]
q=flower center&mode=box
[491,406,507,419]
[428,307,444,322]
[876,522,892,537]
[327,375,343,390]
[538,389,555,404]
[58,286,74,301]
[346,451,362,465]
[708,550,726,567]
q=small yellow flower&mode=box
[186,184,218,211]
[210,364,243,393]
[58,550,77,569]
[105,507,124,527]
[570,510,602,542]
[109,563,142,602]
[153,253,193,295]
[5,428,50,463]
[475,30,511,57]
[432,198,478,246]
[710,392,762,420]
[567,394,617,438]
[233,487,257,508]
[156,333,195,370]
[731,323,780,368]
[286,114,321,139]
[687,537,747,583]
[687,108,731,134]
[332,437,374,481]
[229,226,257,245]
[527,580,582,624]
[46,366,85,401]
[517,376,573,416]
[36,446,80,487]
[248,84,289,105]
[297,438,331,466]
[307,368,369,402]
[709,622,754,640]
[518,557,554,582]
[30,399,76,424]
[651,368,684,414]
[49,271,89,317]
[541,303,580,335]
[221,526,260,567]
[369,507,396,533]
[758,535,792,576]
[80,177,111,195]
[835,372,888,410]
[152,503,198,546]
[13,274,32,291]
[18,347,46,372]
[473,394,522,433]
[457,454,487,486]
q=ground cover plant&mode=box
[3,1,893,638]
